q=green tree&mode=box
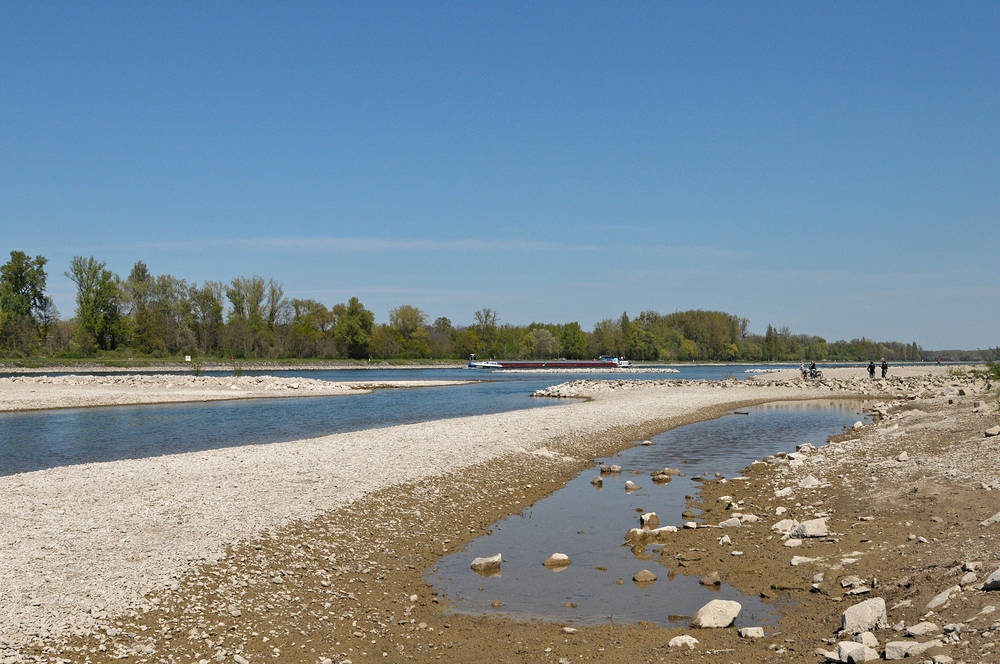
[558,322,587,359]
[66,256,123,351]
[333,297,374,359]
[0,251,52,352]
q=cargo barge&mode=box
[467,355,630,369]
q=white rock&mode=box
[771,519,800,534]
[791,556,820,566]
[719,517,742,528]
[841,598,888,634]
[740,514,759,524]
[836,641,879,662]
[798,475,821,489]
[624,480,640,491]
[690,599,742,628]
[925,585,960,609]
[783,539,803,547]
[775,487,794,498]
[853,631,878,648]
[640,512,659,528]
[884,641,913,660]
[986,425,1000,437]
[738,626,764,638]
[896,451,909,462]
[470,553,502,573]
[667,635,698,649]
[790,518,829,538]
[906,621,940,637]
[633,569,657,583]
[960,572,977,586]
[853,421,864,429]
[775,506,788,515]
[543,553,571,567]
[683,521,697,529]
[979,512,1000,527]
[906,640,944,658]
[982,567,1000,591]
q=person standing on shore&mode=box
[868,361,876,380]
[937,355,942,365]
[880,358,888,379]
[800,362,807,379]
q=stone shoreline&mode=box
[2,365,995,663]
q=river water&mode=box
[427,399,870,627]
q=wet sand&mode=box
[3,365,997,663]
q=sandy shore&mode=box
[1,365,995,663]
[0,374,470,412]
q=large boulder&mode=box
[841,598,888,634]
[690,599,741,628]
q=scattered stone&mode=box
[690,599,741,628]
[640,512,659,529]
[624,480,640,491]
[960,572,977,586]
[633,569,657,584]
[738,626,764,638]
[699,571,721,586]
[896,451,909,462]
[791,556,820,566]
[561,627,577,634]
[853,631,878,648]
[836,640,879,662]
[719,517,741,528]
[985,426,1000,437]
[981,512,1000,527]
[925,585,961,609]
[470,553,502,574]
[543,553,571,568]
[981,567,1000,591]
[740,513,759,524]
[853,421,864,429]
[931,656,954,664]
[790,518,829,538]
[590,476,603,488]
[906,621,941,637]
[784,538,803,547]
[798,475,821,489]
[841,598,888,634]
[641,439,653,446]
[772,518,800,534]
[683,521,697,529]
[905,640,944,658]
[667,635,698,649]
[884,641,914,660]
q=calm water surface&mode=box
[427,400,871,627]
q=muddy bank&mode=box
[0,374,470,412]
[4,371,997,663]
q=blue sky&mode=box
[2,2,997,348]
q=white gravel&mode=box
[0,377,855,648]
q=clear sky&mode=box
[2,2,997,349]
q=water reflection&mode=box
[426,400,870,627]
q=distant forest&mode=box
[0,251,937,363]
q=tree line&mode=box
[0,251,930,363]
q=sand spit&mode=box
[2,378,827,650]
[0,365,992,663]
[0,374,469,412]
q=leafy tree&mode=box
[66,256,123,351]
[333,297,374,359]
[0,251,52,352]
[558,322,587,359]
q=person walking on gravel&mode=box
[880,358,888,379]
[868,361,876,380]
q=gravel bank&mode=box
[0,378,847,652]
[0,374,469,412]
